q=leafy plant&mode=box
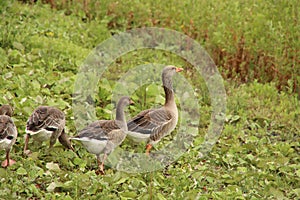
[0,1,299,199]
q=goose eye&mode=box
[7,136,14,140]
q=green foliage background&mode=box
[0,0,299,199]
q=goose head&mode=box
[0,105,13,117]
[162,65,183,79]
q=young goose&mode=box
[0,105,18,167]
[127,66,183,154]
[71,96,133,175]
[24,106,74,155]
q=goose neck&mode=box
[163,76,175,106]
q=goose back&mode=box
[0,115,17,151]
[26,106,65,141]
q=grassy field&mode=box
[0,0,299,199]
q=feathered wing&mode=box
[0,116,17,148]
[26,106,65,132]
[73,120,121,141]
[103,129,127,154]
[0,118,9,141]
[127,108,173,138]
[106,129,126,144]
[97,120,124,133]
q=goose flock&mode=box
[0,66,183,174]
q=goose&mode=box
[24,106,74,155]
[127,65,183,154]
[0,105,18,167]
[71,96,133,175]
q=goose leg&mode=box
[58,129,74,151]
[145,144,152,155]
[49,131,59,149]
[101,154,108,173]
[23,134,31,155]
[96,154,105,175]
[2,150,15,168]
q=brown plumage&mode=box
[24,106,74,155]
[0,105,13,117]
[71,96,133,175]
[127,66,183,154]
[0,105,18,167]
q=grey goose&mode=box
[24,106,74,155]
[0,105,18,167]
[127,66,183,154]
[71,96,133,175]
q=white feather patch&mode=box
[0,138,13,149]
[26,128,53,142]
[127,131,150,143]
[72,137,107,155]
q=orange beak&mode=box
[129,100,135,105]
[176,67,184,72]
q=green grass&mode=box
[28,0,299,94]
[0,0,299,199]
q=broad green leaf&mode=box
[12,42,25,51]
[46,182,63,192]
[46,162,60,171]
[16,167,27,175]
[0,168,7,178]
[120,191,137,199]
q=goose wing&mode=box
[127,108,172,136]
[26,106,65,133]
[73,120,120,141]
[0,115,17,147]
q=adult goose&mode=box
[127,65,183,154]
[71,96,133,175]
[24,106,74,155]
[0,105,18,167]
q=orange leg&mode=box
[145,144,152,155]
[96,154,107,175]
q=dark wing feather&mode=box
[0,116,10,140]
[0,116,16,140]
[75,120,120,141]
[127,108,172,135]
[26,106,64,132]
[97,120,121,133]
